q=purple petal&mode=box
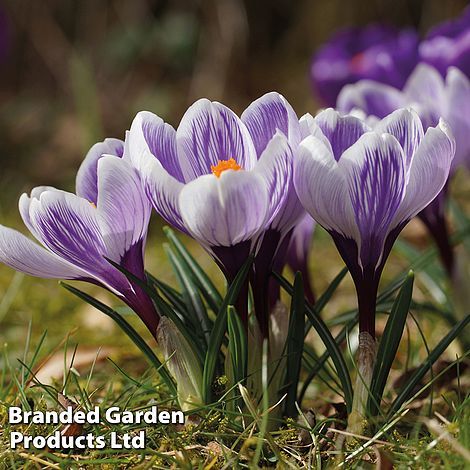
[176,99,257,181]
[374,108,424,170]
[314,109,369,161]
[337,80,406,119]
[76,138,124,204]
[179,171,268,247]
[128,111,184,182]
[241,92,301,157]
[392,119,455,227]
[96,156,151,263]
[339,132,406,268]
[28,190,110,278]
[294,135,358,239]
[0,225,87,279]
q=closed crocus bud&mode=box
[420,6,470,78]
[310,24,419,107]
[156,317,203,412]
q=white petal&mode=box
[392,119,455,226]
[179,171,268,247]
[294,135,358,239]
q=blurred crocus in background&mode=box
[294,108,455,430]
[284,213,316,305]
[310,24,419,107]
[338,64,470,279]
[420,6,470,78]
[127,93,294,329]
[0,142,160,337]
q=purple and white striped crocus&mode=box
[127,93,300,328]
[420,6,470,78]
[310,24,419,107]
[0,139,159,336]
[337,64,470,275]
[294,108,454,420]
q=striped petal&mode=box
[241,92,301,156]
[96,156,151,263]
[128,111,184,181]
[0,225,87,279]
[179,171,268,247]
[76,138,124,204]
[176,99,257,180]
[339,132,406,268]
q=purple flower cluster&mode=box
[311,6,470,107]
[0,90,457,346]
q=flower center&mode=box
[211,158,242,178]
[89,201,96,208]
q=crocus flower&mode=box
[420,6,470,78]
[127,93,296,326]
[294,108,454,425]
[310,24,419,107]
[337,64,470,275]
[0,140,159,336]
[285,213,316,304]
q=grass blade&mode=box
[164,226,223,311]
[202,255,254,403]
[227,306,247,387]
[285,272,305,417]
[274,272,353,412]
[369,271,414,416]
[389,313,470,416]
[164,243,211,344]
[61,283,177,396]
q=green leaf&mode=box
[105,258,206,363]
[227,306,247,387]
[284,272,305,417]
[202,255,254,403]
[61,283,177,397]
[164,243,211,345]
[274,272,353,412]
[369,271,414,416]
[164,226,223,311]
[389,313,470,417]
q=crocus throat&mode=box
[211,158,242,177]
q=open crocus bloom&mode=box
[310,24,419,107]
[294,108,455,337]
[420,6,470,78]
[0,141,158,336]
[337,64,470,274]
[127,93,300,326]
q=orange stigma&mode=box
[211,158,242,177]
[89,201,96,208]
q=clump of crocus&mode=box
[294,108,455,430]
[127,93,304,334]
[420,5,470,78]
[338,64,470,277]
[0,140,159,336]
[310,24,419,107]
